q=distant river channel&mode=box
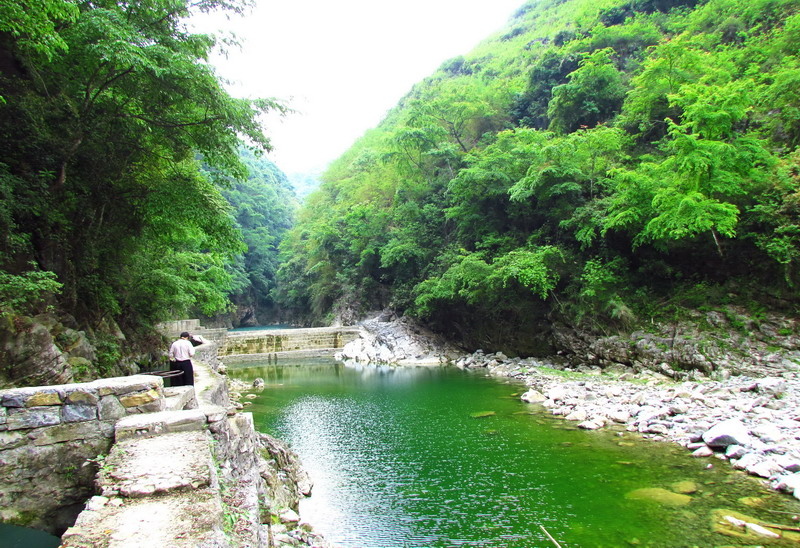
[230,360,800,547]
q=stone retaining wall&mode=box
[0,375,167,534]
[59,362,325,547]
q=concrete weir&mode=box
[220,326,361,362]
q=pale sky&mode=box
[192,1,525,174]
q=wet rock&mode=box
[625,488,691,506]
[711,510,787,541]
[671,480,698,494]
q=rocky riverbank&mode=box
[225,376,330,548]
[456,349,800,503]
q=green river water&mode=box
[230,360,800,548]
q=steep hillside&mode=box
[213,150,298,327]
[276,0,800,354]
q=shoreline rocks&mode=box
[335,314,464,365]
[456,349,800,501]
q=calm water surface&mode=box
[231,360,800,547]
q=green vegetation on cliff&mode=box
[0,0,294,381]
[276,0,800,352]
[215,149,298,325]
[0,0,273,323]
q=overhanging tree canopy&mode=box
[0,0,282,327]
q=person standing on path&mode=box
[168,331,196,386]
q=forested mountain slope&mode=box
[214,150,298,327]
[276,0,800,354]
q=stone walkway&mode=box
[60,362,232,547]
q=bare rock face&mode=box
[0,314,138,388]
[0,317,72,387]
[550,307,800,379]
[258,432,313,510]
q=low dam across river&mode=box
[159,320,362,363]
[221,326,361,361]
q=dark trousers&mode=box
[170,359,194,387]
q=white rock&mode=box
[746,458,783,479]
[279,508,300,524]
[775,453,800,473]
[637,406,669,423]
[608,410,631,424]
[772,473,800,493]
[732,453,762,471]
[725,445,747,459]
[702,419,752,448]
[692,446,714,458]
[565,408,588,421]
[521,389,546,403]
[751,422,783,444]
[756,378,786,397]
[646,423,669,435]
[546,386,569,402]
[723,516,780,539]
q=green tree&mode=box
[547,48,627,133]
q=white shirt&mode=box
[169,338,196,361]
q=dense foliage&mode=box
[277,0,800,352]
[216,149,297,325]
[0,0,282,339]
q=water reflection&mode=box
[231,361,800,548]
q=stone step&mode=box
[61,492,226,547]
[100,430,215,498]
[115,408,207,442]
[163,386,198,411]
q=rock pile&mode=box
[336,314,464,365]
[456,349,800,501]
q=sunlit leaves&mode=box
[492,246,564,299]
[413,245,564,318]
